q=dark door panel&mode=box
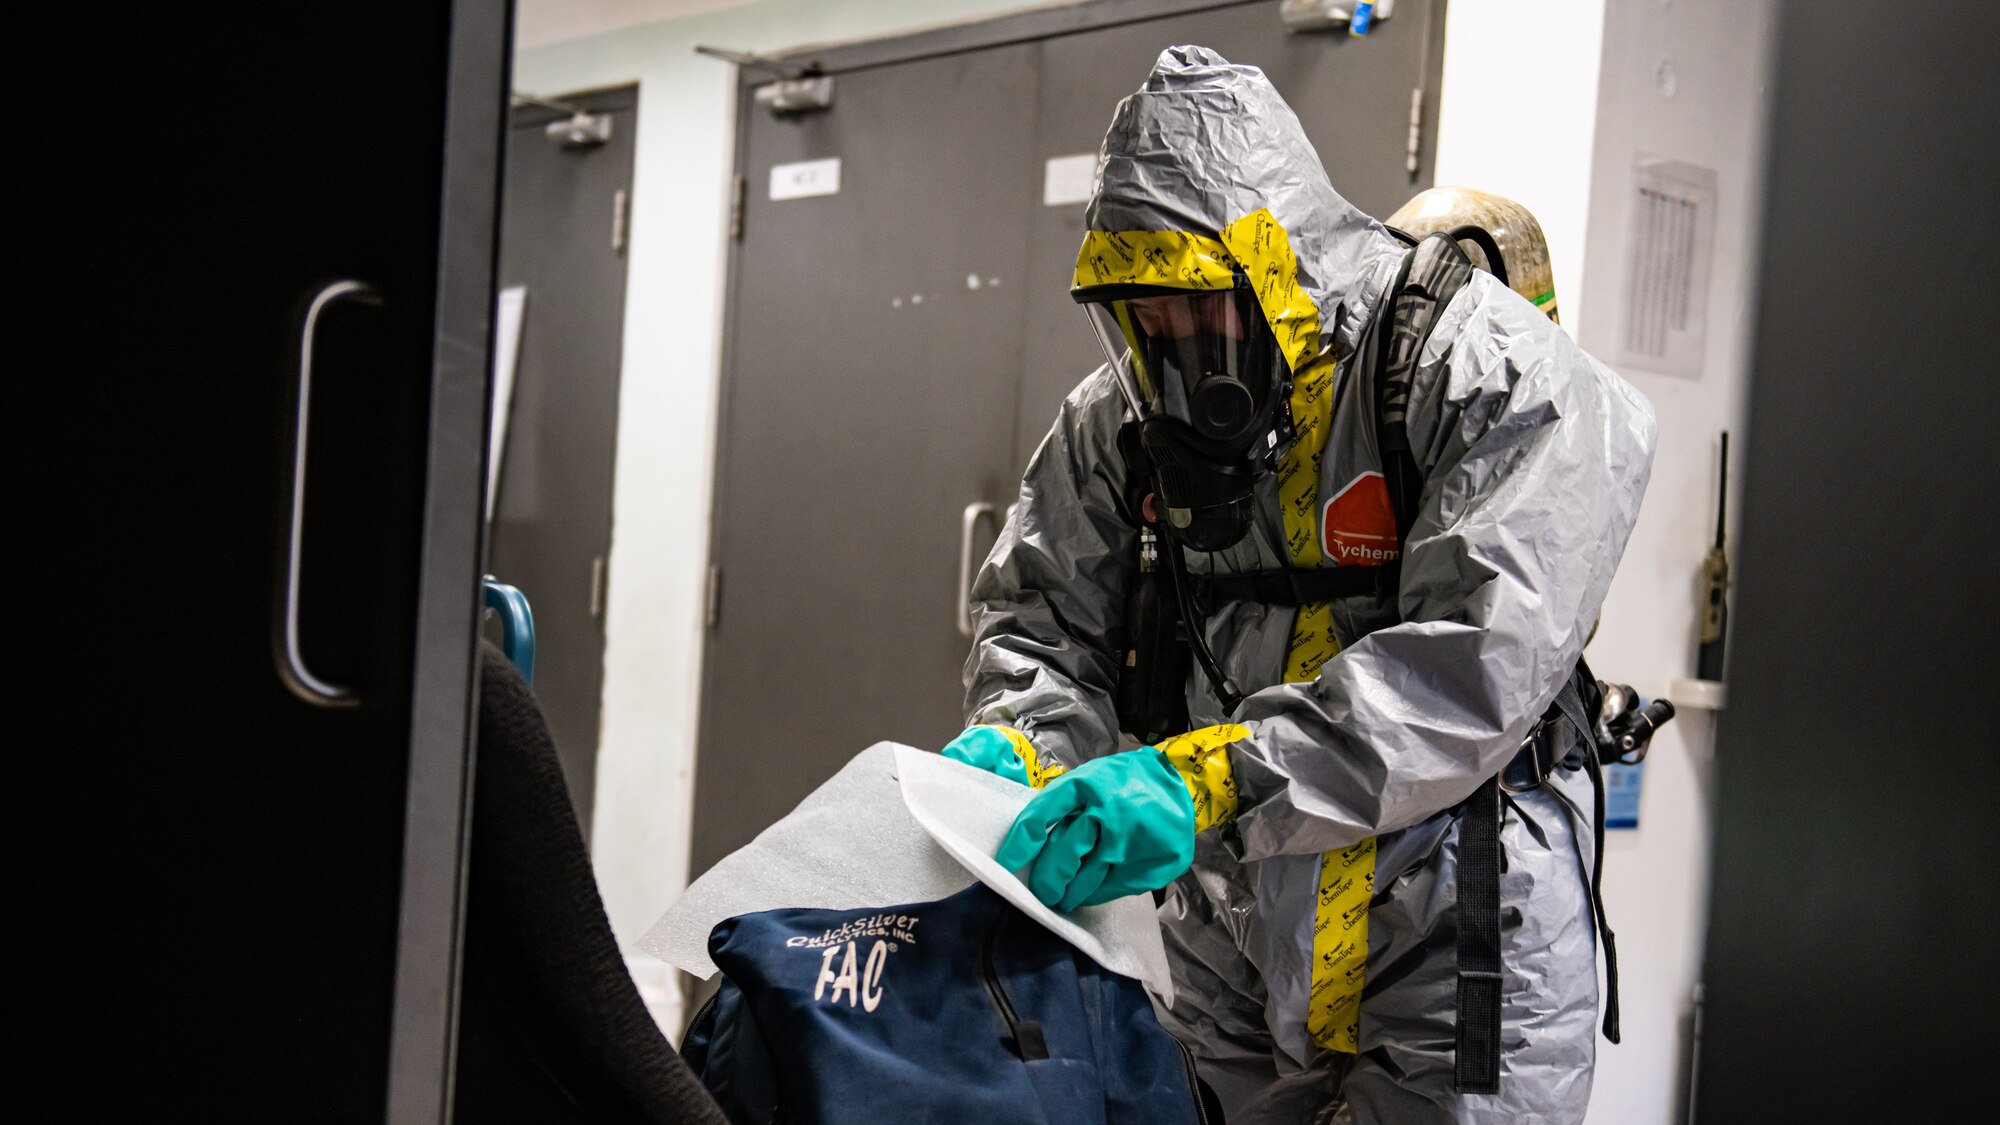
[695,43,1042,876]
[1692,0,1999,1116]
[490,86,638,834]
[22,1,502,1115]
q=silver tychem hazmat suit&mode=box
[962,47,1656,1123]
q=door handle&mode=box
[482,577,537,685]
[957,501,1000,638]
[274,279,381,707]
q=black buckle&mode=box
[1374,565,1399,598]
[1499,720,1555,793]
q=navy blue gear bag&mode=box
[681,882,1209,1124]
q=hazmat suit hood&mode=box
[1083,45,1404,365]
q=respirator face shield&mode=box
[1076,280,1293,550]
[1080,283,1284,449]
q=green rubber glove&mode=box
[940,725,1030,786]
[995,747,1195,913]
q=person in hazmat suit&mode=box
[941,47,1656,1124]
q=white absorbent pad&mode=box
[638,742,1173,1003]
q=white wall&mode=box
[1436,3,1772,1119]
[517,1,1773,1112]
[1431,0,1607,332]
[1573,2,1775,1121]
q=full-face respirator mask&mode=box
[1075,276,1294,551]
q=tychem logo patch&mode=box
[1321,471,1399,566]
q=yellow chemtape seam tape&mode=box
[1155,724,1245,833]
[1072,229,1238,291]
[1306,837,1377,1054]
[1218,208,1372,1056]
[1075,213,1373,1053]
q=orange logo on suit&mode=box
[1321,471,1399,566]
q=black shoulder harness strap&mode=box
[1198,565,1397,605]
[1377,232,1476,541]
[1380,237,1526,1096]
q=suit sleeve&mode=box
[1222,283,1659,861]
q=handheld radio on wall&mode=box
[1696,432,1730,681]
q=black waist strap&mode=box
[1454,665,1620,1094]
[1195,562,1399,606]
[1453,773,1505,1094]
[1545,668,1622,1045]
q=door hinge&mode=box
[705,563,724,630]
[612,188,629,253]
[590,554,608,619]
[1406,85,1425,179]
[729,174,747,241]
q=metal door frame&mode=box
[700,0,1446,754]
[384,0,511,1117]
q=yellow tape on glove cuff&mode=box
[988,725,1067,789]
[1155,725,1244,833]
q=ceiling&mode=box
[515,0,767,52]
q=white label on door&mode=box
[1619,154,1718,379]
[487,286,527,522]
[769,157,841,201]
[1042,153,1097,207]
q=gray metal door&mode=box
[490,86,636,832]
[695,0,1444,876]
[697,43,1043,875]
